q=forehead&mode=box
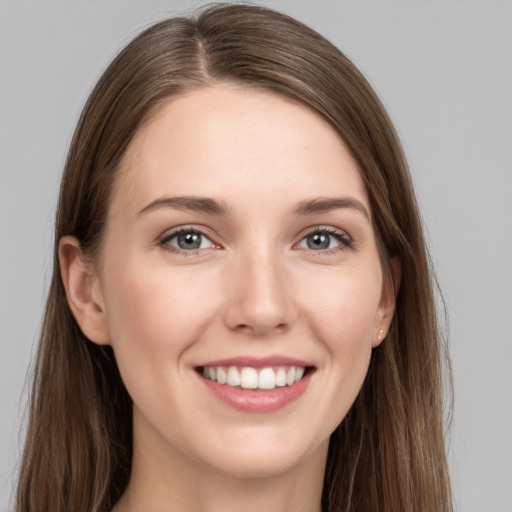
[110,85,369,217]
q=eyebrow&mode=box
[138,196,231,217]
[137,195,370,220]
[294,197,371,221]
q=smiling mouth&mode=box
[197,365,314,391]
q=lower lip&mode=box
[198,371,313,413]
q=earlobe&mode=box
[373,256,401,347]
[59,236,110,345]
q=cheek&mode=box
[304,267,382,350]
[101,259,220,376]
[300,267,381,411]
[315,282,380,430]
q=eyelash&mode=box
[297,226,354,255]
[158,226,354,256]
[158,227,217,256]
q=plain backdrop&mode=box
[1,1,511,511]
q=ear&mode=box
[373,256,401,347]
[59,236,110,345]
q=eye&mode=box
[297,228,352,252]
[160,228,217,253]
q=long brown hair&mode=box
[16,4,453,511]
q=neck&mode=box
[113,416,328,512]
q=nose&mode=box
[223,249,296,337]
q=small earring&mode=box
[377,329,384,341]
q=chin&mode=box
[187,427,327,480]
[204,453,308,480]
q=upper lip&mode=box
[197,355,314,369]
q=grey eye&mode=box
[164,230,214,251]
[297,229,349,252]
[306,233,331,250]
[176,232,203,250]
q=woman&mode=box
[16,4,453,511]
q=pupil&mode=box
[308,233,330,250]
[178,232,201,250]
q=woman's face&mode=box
[92,85,393,479]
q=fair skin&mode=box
[60,85,397,512]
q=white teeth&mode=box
[227,366,241,386]
[275,368,287,387]
[240,367,258,389]
[286,367,296,386]
[216,367,227,384]
[258,367,276,390]
[202,365,308,390]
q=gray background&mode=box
[1,1,511,511]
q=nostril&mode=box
[234,322,289,337]
[223,267,296,334]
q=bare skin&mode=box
[60,85,397,512]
